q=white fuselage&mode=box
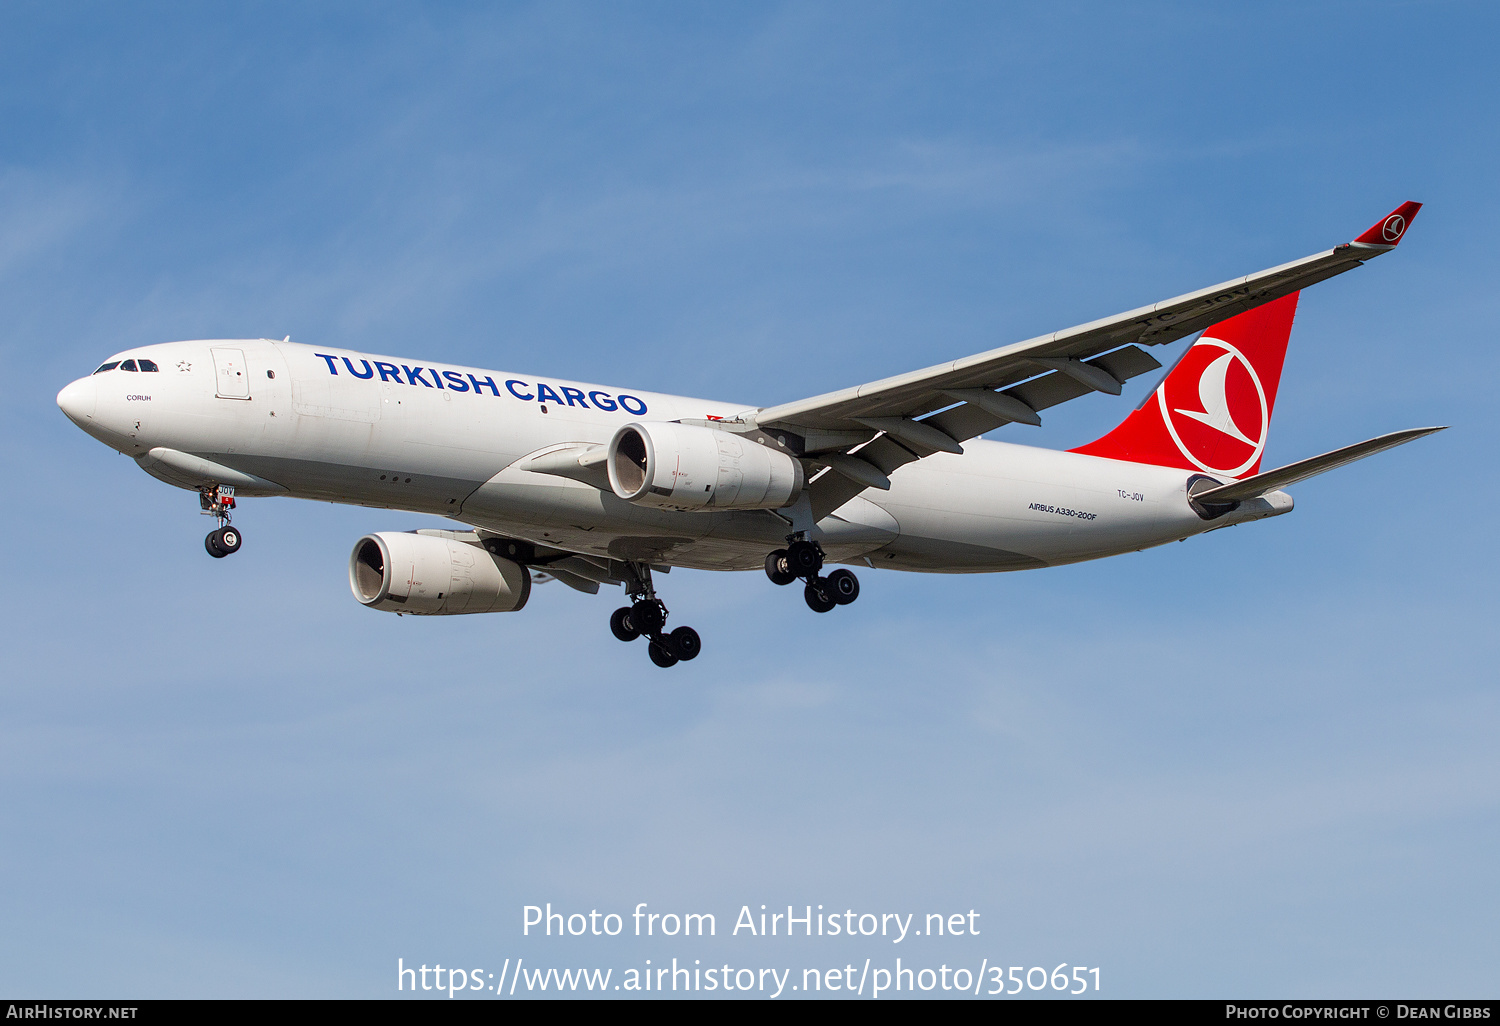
[57,339,1292,574]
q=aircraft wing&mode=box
[749,202,1422,517]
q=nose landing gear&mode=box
[767,539,860,613]
[200,485,243,558]
[609,562,701,668]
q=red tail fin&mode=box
[1070,292,1299,478]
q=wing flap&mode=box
[881,345,1164,456]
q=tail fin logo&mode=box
[1382,214,1407,242]
[1158,338,1268,477]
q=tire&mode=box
[648,641,679,668]
[205,531,227,558]
[787,540,822,575]
[826,568,860,605]
[765,550,796,586]
[610,607,640,642]
[804,580,836,613]
[632,600,667,634]
[217,526,242,554]
[668,626,701,661]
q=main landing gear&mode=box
[200,484,243,558]
[609,562,701,668]
[765,538,860,613]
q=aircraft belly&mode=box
[457,476,902,572]
[460,472,774,570]
[218,453,484,513]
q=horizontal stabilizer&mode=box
[1190,426,1446,505]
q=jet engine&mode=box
[348,532,531,614]
[607,422,804,512]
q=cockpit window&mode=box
[120,359,138,371]
[138,358,159,372]
[93,362,120,374]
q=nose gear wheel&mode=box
[204,526,242,558]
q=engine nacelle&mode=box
[607,422,804,512]
[349,532,531,615]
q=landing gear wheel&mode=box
[765,550,797,586]
[632,599,667,634]
[204,531,227,558]
[804,580,837,613]
[825,568,860,605]
[217,526,242,554]
[787,540,823,575]
[610,607,641,642]
[667,626,701,661]
[648,640,680,668]
[618,561,697,665]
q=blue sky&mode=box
[2,1,1496,998]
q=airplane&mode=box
[56,201,1442,668]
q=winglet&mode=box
[1352,201,1422,247]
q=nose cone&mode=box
[57,376,97,425]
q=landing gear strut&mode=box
[200,484,242,558]
[766,538,860,613]
[609,562,701,668]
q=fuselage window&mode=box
[93,362,120,374]
[138,359,159,372]
[121,359,138,371]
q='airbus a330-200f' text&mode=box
[57,202,1442,667]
